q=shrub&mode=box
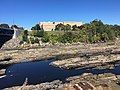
[31,30,44,37]
[49,34,59,44]
[22,30,29,43]
[30,37,35,44]
[34,38,39,43]
[41,33,49,43]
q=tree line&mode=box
[21,19,120,45]
[0,23,24,30]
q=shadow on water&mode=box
[0,59,120,89]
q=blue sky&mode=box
[0,0,120,29]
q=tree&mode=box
[72,25,78,30]
[29,19,120,44]
[29,37,39,44]
[112,25,120,37]
[65,24,71,31]
[31,24,41,30]
[41,33,49,43]
[11,25,24,30]
[49,34,59,44]
[22,30,29,43]
[90,19,104,27]
[41,25,44,30]
[55,23,65,31]
[31,30,44,37]
[59,32,75,43]
[0,24,9,28]
[11,25,19,29]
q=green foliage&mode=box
[31,24,41,30]
[25,19,120,44]
[78,19,120,43]
[65,24,71,31]
[30,37,35,44]
[48,19,120,44]
[41,33,49,43]
[29,37,39,44]
[31,30,44,37]
[11,25,19,29]
[58,32,73,43]
[34,38,39,43]
[11,25,24,30]
[49,34,59,44]
[72,25,78,31]
[58,32,84,43]
[55,23,71,31]
[55,23,65,31]
[22,30,29,43]
[0,24,9,28]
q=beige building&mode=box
[40,21,82,31]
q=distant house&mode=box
[40,21,82,31]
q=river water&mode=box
[0,59,120,89]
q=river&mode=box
[0,59,120,89]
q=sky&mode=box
[0,0,120,29]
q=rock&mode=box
[116,75,120,79]
[0,69,6,79]
[0,69,6,75]
[59,73,120,90]
[82,73,93,76]
[0,56,12,62]
[4,80,62,90]
[0,41,120,70]
[0,75,6,79]
[0,39,120,90]
[50,50,120,70]
[98,73,117,80]
[4,73,120,90]
[107,81,120,90]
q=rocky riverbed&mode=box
[50,48,120,70]
[0,39,120,90]
[0,42,120,70]
[4,73,120,90]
